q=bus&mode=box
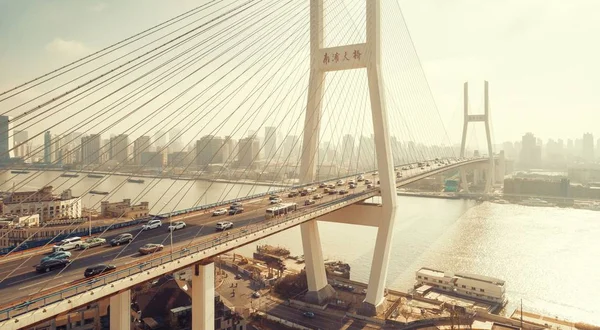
[265,203,297,219]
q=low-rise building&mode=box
[0,186,81,222]
[100,199,149,219]
[415,267,506,306]
[0,214,40,228]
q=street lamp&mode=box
[161,201,173,256]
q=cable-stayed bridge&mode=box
[0,1,498,329]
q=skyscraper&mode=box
[110,134,129,164]
[519,132,542,169]
[283,135,299,162]
[0,116,14,161]
[44,131,52,163]
[153,131,167,150]
[168,127,183,153]
[81,134,101,165]
[264,126,277,161]
[133,136,151,165]
[196,135,225,166]
[582,133,594,162]
[238,136,260,167]
[13,130,29,160]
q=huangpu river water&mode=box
[1,170,598,324]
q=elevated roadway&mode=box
[0,158,489,329]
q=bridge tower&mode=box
[459,81,495,193]
[300,0,397,315]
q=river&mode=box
[1,170,598,324]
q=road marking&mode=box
[17,275,62,290]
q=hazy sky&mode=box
[1,0,600,146]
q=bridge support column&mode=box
[299,0,335,305]
[192,261,215,330]
[109,290,131,330]
[301,221,335,304]
[359,0,398,317]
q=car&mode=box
[348,180,355,185]
[234,274,242,280]
[268,195,279,200]
[372,172,378,176]
[357,175,364,182]
[313,193,323,199]
[364,179,372,184]
[323,188,330,193]
[328,190,338,195]
[401,166,408,170]
[79,237,106,250]
[216,221,234,231]
[318,183,327,188]
[139,243,164,255]
[35,259,70,273]
[367,184,373,189]
[304,199,315,206]
[110,233,133,246]
[300,191,308,196]
[52,237,82,252]
[336,180,344,186]
[349,183,357,189]
[41,251,72,263]
[231,202,243,208]
[142,219,162,231]
[168,221,186,231]
[303,311,315,319]
[228,208,244,215]
[212,208,227,216]
[339,190,348,195]
[251,292,261,298]
[287,191,299,197]
[84,264,116,278]
[270,198,282,204]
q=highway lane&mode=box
[0,160,461,309]
[0,178,379,306]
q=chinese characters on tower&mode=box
[323,49,362,65]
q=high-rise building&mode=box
[283,135,300,162]
[153,131,167,150]
[519,132,542,169]
[341,134,355,162]
[238,136,260,167]
[0,116,14,161]
[110,134,129,164]
[264,126,277,161]
[133,136,151,165]
[582,133,594,162]
[44,131,52,163]
[168,127,183,153]
[51,134,62,165]
[196,135,226,166]
[13,130,29,160]
[81,134,101,165]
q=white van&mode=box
[53,237,83,252]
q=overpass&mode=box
[0,158,490,329]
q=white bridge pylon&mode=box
[459,81,495,193]
[299,0,397,315]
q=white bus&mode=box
[265,203,297,219]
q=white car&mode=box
[52,237,82,252]
[213,208,227,216]
[216,221,234,231]
[142,219,162,231]
[270,198,282,204]
[168,221,186,231]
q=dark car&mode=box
[35,259,70,273]
[303,311,315,318]
[228,208,244,215]
[268,195,279,201]
[84,264,116,278]
[110,233,133,246]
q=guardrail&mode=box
[0,158,487,323]
[0,188,377,323]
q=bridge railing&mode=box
[0,188,378,322]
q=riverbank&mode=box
[5,167,291,188]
